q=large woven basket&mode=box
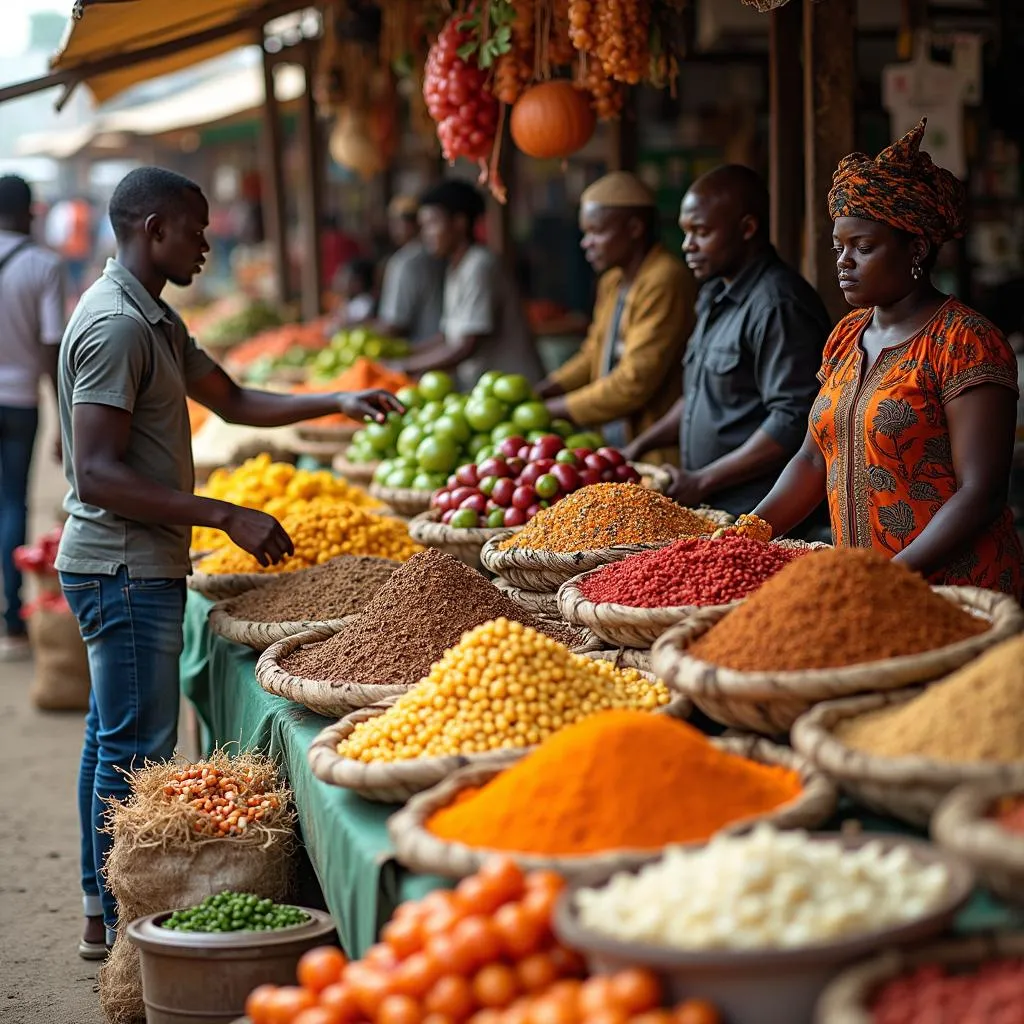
[651,586,1024,735]
[814,934,1024,1023]
[368,483,433,518]
[932,781,1024,907]
[208,604,355,653]
[407,510,524,571]
[254,620,413,718]
[493,579,560,616]
[387,734,838,884]
[187,569,274,601]
[286,435,351,462]
[295,422,359,445]
[332,448,379,486]
[308,657,687,803]
[480,534,675,592]
[558,539,831,649]
[791,689,1024,828]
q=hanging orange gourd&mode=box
[510,79,596,159]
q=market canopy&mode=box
[28,0,310,105]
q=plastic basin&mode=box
[553,834,975,1024]
[128,908,336,1024]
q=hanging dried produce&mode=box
[567,0,595,53]
[423,12,501,164]
[492,0,535,104]
[578,58,625,121]
[510,79,596,158]
[548,0,578,67]
[594,0,651,85]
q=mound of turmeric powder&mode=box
[426,710,802,854]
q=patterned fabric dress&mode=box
[811,297,1024,598]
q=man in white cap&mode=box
[537,171,695,463]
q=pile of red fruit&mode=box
[431,434,642,529]
[423,14,499,163]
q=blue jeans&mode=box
[61,567,186,939]
[0,404,39,636]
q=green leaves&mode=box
[455,0,517,69]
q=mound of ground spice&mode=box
[581,536,810,608]
[836,635,1024,763]
[282,548,584,687]
[689,548,988,671]
[221,555,400,623]
[500,483,716,553]
[426,710,802,854]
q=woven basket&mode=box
[295,423,359,445]
[481,534,676,592]
[494,579,560,616]
[187,570,274,601]
[255,621,416,717]
[651,586,1024,735]
[629,461,673,494]
[332,449,379,486]
[814,934,1024,1023]
[791,690,1024,828]
[387,734,838,883]
[208,604,355,653]
[558,539,831,649]
[932,781,1024,907]
[408,511,524,571]
[367,483,434,518]
[308,658,685,803]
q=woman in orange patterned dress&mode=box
[755,120,1023,598]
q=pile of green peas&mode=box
[161,891,308,933]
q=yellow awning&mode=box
[50,0,299,104]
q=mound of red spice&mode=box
[579,536,810,608]
[872,960,1024,1024]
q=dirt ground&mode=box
[0,401,199,1024]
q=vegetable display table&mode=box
[180,591,1022,960]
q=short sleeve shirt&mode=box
[377,241,444,343]
[811,297,1023,597]
[55,259,217,578]
[441,245,543,391]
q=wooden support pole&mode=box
[606,90,639,173]
[296,44,324,320]
[769,0,803,270]
[802,0,855,323]
[485,117,516,274]
[260,46,290,306]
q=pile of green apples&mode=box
[308,328,410,381]
[346,370,602,492]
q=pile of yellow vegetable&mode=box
[337,618,672,762]
[192,454,382,552]
[197,499,423,574]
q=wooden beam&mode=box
[260,45,290,306]
[0,0,309,108]
[802,0,855,323]
[769,0,803,270]
[296,43,324,321]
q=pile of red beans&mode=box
[579,535,809,609]
[872,960,1024,1024]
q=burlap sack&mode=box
[27,608,90,711]
[98,752,295,1024]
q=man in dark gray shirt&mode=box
[626,166,831,516]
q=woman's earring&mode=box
[911,257,923,281]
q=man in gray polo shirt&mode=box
[57,167,401,958]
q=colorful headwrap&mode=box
[827,119,967,246]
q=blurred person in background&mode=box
[335,257,377,327]
[45,194,94,299]
[396,180,543,389]
[370,194,444,344]
[0,175,65,660]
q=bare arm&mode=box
[399,334,477,375]
[893,384,1016,576]
[72,403,293,566]
[187,365,401,426]
[622,396,684,462]
[752,429,828,537]
[696,429,789,497]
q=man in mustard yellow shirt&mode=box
[538,172,696,463]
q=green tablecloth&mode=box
[180,591,1021,959]
[180,591,449,957]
